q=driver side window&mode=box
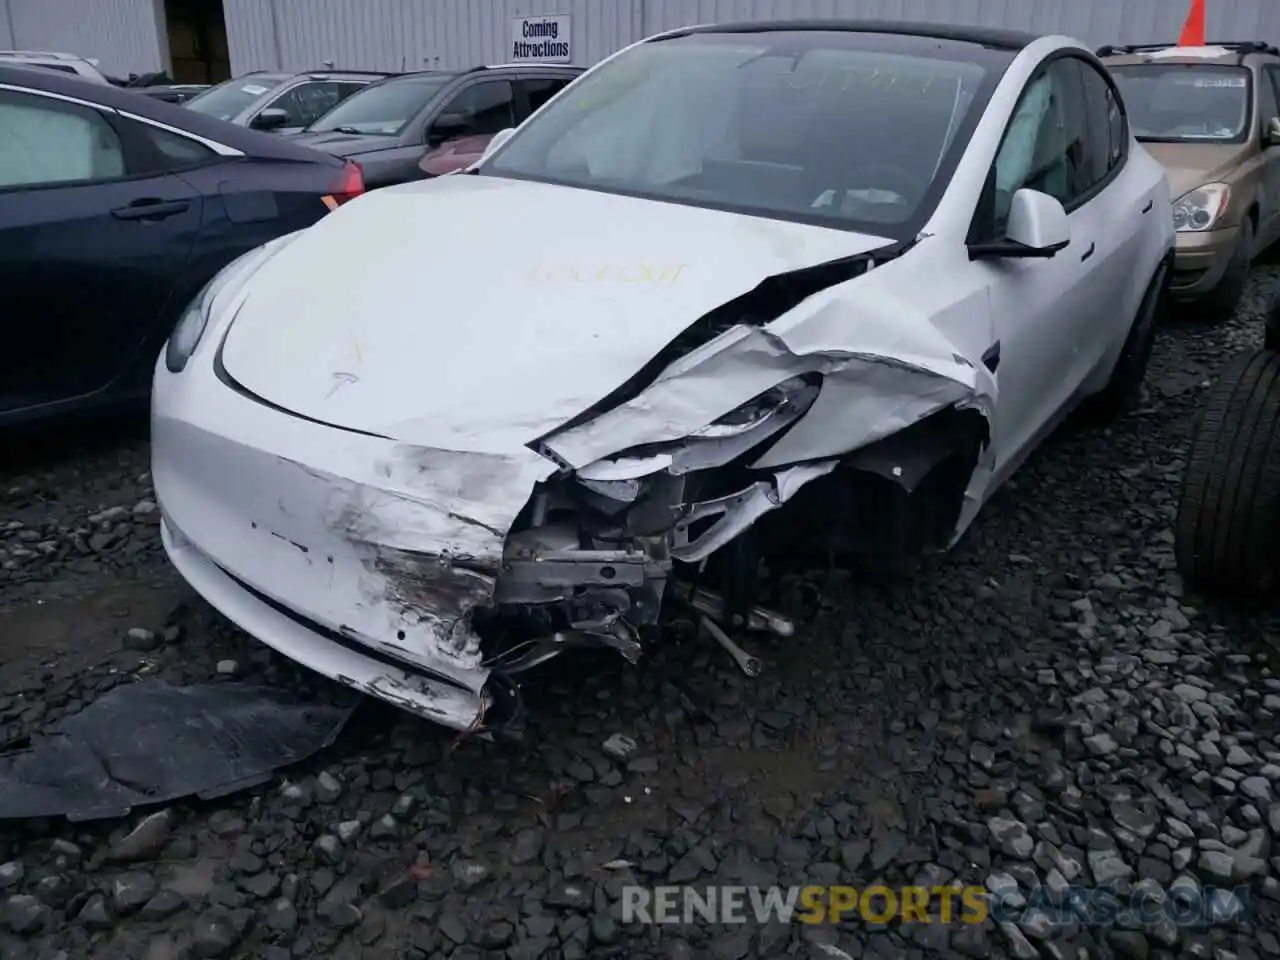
[989,59,1091,233]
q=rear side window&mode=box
[440,80,516,134]
[522,76,573,114]
[0,89,126,190]
[142,125,219,166]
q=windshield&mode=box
[185,75,287,121]
[482,31,997,234]
[306,76,450,135]
[1110,64,1251,142]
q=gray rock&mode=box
[0,862,23,891]
[1240,777,1272,803]
[1089,849,1134,885]
[315,771,343,803]
[1,894,51,935]
[108,809,175,862]
[111,871,157,915]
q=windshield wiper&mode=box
[328,126,365,135]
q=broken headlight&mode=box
[577,376,820,482]
[690,376,815,439]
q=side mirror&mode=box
[251,107,290,131]
[1265,116,1280,146]
[427,112,471,144]
[478,127,515,163]
[969,188,1070,260]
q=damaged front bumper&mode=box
[152,373,838,731]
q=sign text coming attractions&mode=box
[510,14,572,62]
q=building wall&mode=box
[223,0,640,73]
[6,0,1280,80]
[225,0,1280,75]
[0,0,15,49]
[5,0,165,76]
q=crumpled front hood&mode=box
[218,174,894,455]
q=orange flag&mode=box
[1178,0,1206,46]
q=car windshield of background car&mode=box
[306,76,450,135]
[184,75,287,120]
[482,31,989,232]
[1110,64,1250,141]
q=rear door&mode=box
[0,86,202,414]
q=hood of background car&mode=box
[1142,141,1252,198]
[218,174,894,454]
[290,131,395,156]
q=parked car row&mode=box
[185,63,585,185]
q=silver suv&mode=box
[0,50,108,84]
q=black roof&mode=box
[0,64,343,165]
[663,19,1041,52]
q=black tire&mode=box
[1174,348,1280,601]
[1193,217,1253,325]
[1266,285,1280,351]
[1084,259,1168,421]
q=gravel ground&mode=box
[1,268,1279,960]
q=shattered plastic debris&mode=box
[0,680,356,821]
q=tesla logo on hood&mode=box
[325,371,359,399]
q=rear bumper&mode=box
[1169,227,1240,299]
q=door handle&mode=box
[1080,242,1096,262]
[111,199,191,221]
[1142,199,1154,214]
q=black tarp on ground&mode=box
[0,680,356,821]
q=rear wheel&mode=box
[1174,348,1280,601]
[1193,216,1253,325]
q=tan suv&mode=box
[1099,41,1280,322]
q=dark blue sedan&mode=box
[0,64,365,426]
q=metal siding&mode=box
[637,0,1280,49]
[223,0,635,75]
[6,0,163,75]
[0,0,14,49]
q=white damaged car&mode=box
[153,20,1174,730]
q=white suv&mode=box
[0,50,108,84]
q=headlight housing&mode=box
[162,239,291,374]
[576,375,820,482]
[1173,183,1230,233]
[164,279,217,373]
